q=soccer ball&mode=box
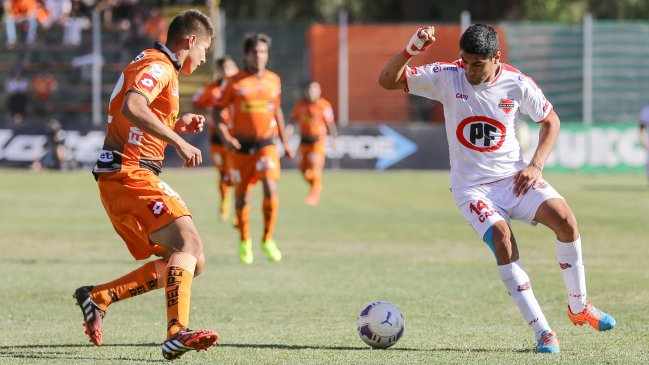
[357,301,405,349]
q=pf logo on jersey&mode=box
[456,116,506,152]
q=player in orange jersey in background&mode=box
[290,81,337,205]
[192,56,239,221]
[213,32,294,264]
[73,9,219,361]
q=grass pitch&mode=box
[0,168,647,364]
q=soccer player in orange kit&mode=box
[192,56,239,221]
[73,9,219,360]
[213,33,294,264]
[290,81,337,205]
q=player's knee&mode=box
[194,253,205,277]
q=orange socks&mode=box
[262,196,279,241]
[165,252,197,338]
[236,202,251,241]
[91,259,166,310]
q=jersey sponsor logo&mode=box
[442,65,458,71]
[128,126,144,145]
[431,63,441,73]
[498,98,515,114]
[241,100,271,113]
[98,150,114,162]
[148,64,165,80]
[132,52,146,63]
[456,116,507,152]
[148,198,168,217]
[456,93,468,100]
[138,74,157,92]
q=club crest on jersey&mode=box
[456,116,507,152]
[498,98,515,114]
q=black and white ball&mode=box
[357,301,405,349]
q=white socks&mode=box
[498,260,551,339]
[556,237,587,313]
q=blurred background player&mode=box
[192,55,239,221]
[379,24,615,354]
[289,80,337,205]
[213,32,294,264]
[31,119,68,171]
[638,103,649,186]
[73,9,219,360]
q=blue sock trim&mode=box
[483,226,497,261]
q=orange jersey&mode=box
[290,98,334,138]
[31,74,57,100]
[94,45,180,175]
[217,69,281,142]
[192,79,230,125]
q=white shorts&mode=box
[451,175,564,241]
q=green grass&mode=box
[0,168,648,364]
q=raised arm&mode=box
[378,26,436,90]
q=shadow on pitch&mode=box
[220,343,531,353]
[0,342,531,360]
[0,343,164,363]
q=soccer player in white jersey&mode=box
[638,104,649,185]
[379,24,616,353]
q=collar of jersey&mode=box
[153,42,181,71]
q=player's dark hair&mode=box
[460,24,498,58]
[243,33,272,54]
[216,55,234,69]
[167,9,214,44]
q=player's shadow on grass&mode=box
[221,343,531,353]
[0,343,165,363]
[0,342,531,360]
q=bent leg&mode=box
[534,199,587,312]
[149,216,204,338]
[486,221,553,341]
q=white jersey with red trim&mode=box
[405,61,552,189]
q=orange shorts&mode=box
[97,168,191,260]
[210,143,232,182]
[229,144,280,194]
[299,139,326,171]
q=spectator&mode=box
[144,6,166,44]
[4,65,30,124]
[32,119,69,171]
[31,62,58,116]
[40,0,71,30]
[4,0,39,46]
[62,0,90,46]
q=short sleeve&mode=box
[405,62,444,101]
[321,100,334,123]
[518,76,553,123]
[216,78,233,109]
[130,62,173,103]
